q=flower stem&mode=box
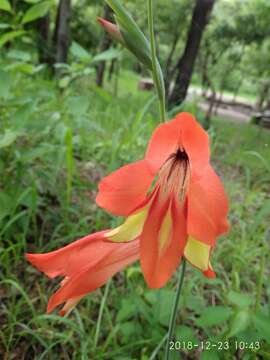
[165,259,186,360]
[94,279,111,349]
[147,0,166,123]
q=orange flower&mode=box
[26,112,229,315]
[96,112,229,286]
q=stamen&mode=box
[156,149,190,203]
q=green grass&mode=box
[0,68,270,359]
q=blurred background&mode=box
[0,0,270,359]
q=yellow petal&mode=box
[158,205,172,254]
[105,205,149,242]
[184,236,211,271]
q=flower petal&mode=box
[187,165,229,246]
[184,236,215,278]
[96,160,154,216]
[140,190,187,288]
[145,121,180,174]
[46,240,139,314]
[105,202,150,242]
[145,113,209,174]
[26,230,110,279]
[175,112,210,169]
[27,232,139,314]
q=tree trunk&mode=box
[168,0,215,108]
[256,80,270,111]
[96,5,113,87]
[36,13,51,65]
[54,0,71,65]
[108,58,116,81]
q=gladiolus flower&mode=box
[96,112,229,287]
[26,112,229,315]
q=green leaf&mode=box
[253,313,270,344]
[119,321,142,340]
[24,0,43,3]
[145,289,175,326]
[0,23,11,29]
[0,193,12,221]
[0,30,25,48]
[186,295,205,313]
[0,129,18,148]
[126,265,141,279]
[19,146,50,163]
[7,49,31,62]
[176,325,199,345]
[6,62,35,74]
[236,329,262,343]
[200,351,220,360]
[228,309,251,337]
[0,0,11,12]
[70,41,91,61]
[0,70,11,98]
[67,96,89,116]
[91,47,122,63]
[93,87,113,102]
[252,199,270,235]
[227,291,253,308]
[195,306,232,328]
[116,298,138,322]
[58,76,71,88]
[22,0,51,24]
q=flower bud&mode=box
[97,17,124,44]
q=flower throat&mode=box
[157,148,190,203]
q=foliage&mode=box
[1,0,270,358]
[195,0,270,99]
[0,0,269,103]
[0,64,270,358]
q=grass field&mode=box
[0,70,270,359]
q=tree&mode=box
[34,1,72,69]
[168,0,215,108]
[198,0,270,113]
[54,0,72,65]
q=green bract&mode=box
[105,0,165,121]
[105,0,152,68]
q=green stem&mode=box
[94,279,111,349]
[147,0,166,123]
[165,259,186,360]
[255,252,265,312]
[150,333,168,360]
